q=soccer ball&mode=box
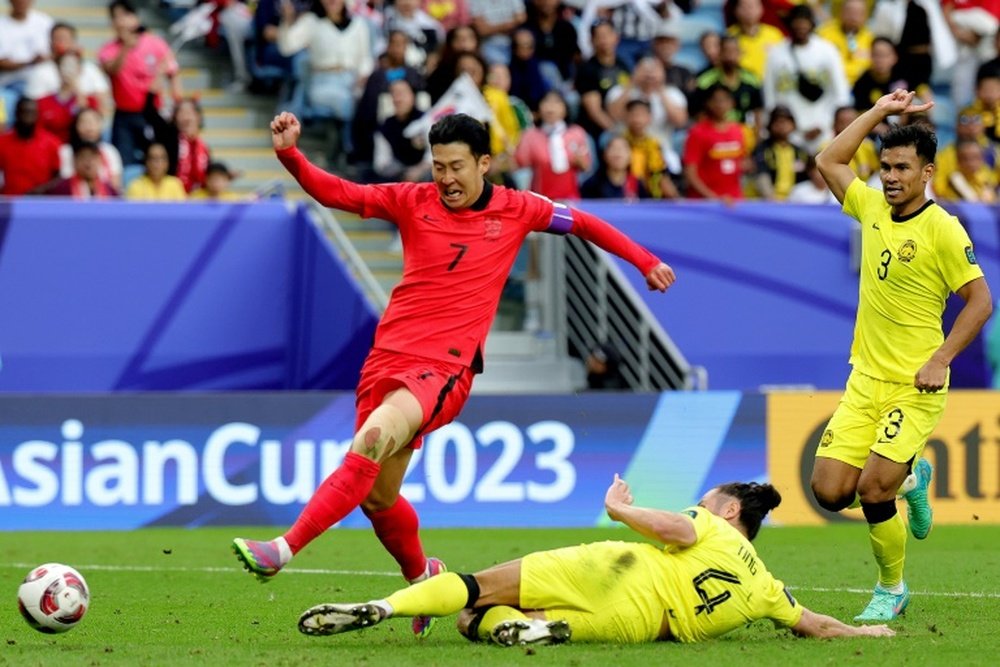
[17,563,90,633]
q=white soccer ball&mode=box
[17,563,90,633]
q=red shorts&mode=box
[355,347,474,449]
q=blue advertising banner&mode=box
[577,200,1000,391]
[0,200,378,392]
[0,393,766,530]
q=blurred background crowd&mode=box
[2,0,1000,205]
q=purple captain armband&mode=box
[547,201,574,235]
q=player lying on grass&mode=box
[297,475,895,645]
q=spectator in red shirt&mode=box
[59,107,123,191]
[514,90,591,200]
[98,0,181,166]
[232,111,675,642]
[145,95,210,193]
[36,51,101,142]
[41,140,119,198]
[682,83,747,200]
[0,96,61,195]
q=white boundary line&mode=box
[4,563,999,599]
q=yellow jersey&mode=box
[125,175,187,201]
[842,179,984,384]
[728,24,785,82]
[816,22,874,85]
[654,507,802,643]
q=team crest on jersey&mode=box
[484,217,502,239]
[820,429,833,447]
[897,239,917,263]
[966,245,978,265]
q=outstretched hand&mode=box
[271,111,302,151]
[604,473,634,521]
[646,262,676,292]
[874,89,934,117]
[857,624,895,637]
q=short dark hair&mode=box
[590,17,615,38]
[785,4,815,27]
[704,82,734,101]
[108,0,137,16]
[625,98,651,113]
[73,140,101,156]
[428,113,491,158]
[715,482,782,541]
[51,22,77,37]
[871,36,896,53]
[880,123,937,164]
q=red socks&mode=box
[365,496,427,581]
[284,452,381,554]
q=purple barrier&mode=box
[0,200,377,391]
[575,200,1000,390]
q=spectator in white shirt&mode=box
[0,0,53,123]
[278,0,374,161]
[762,4,850,153]
[468,0,526,66]
[26,22,112,121]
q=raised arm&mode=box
[604,474,697,547]
[816,90,933,203]
[791,607,895,639]
[271,111,369,214]
[564,206,676,292]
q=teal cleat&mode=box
[854,583,910,622]
[904,458,934,540]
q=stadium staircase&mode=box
[36,0,300,199]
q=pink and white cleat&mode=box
[411,557,447,638]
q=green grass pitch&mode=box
[2,524,999,666]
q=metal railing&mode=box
[560,235,705,391]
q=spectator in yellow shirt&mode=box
[190,161,245,201]
[125,142,187,201]
[938,139,999,203]
[623,99,677,199]
[817,0,874,85]
[727,0,785,81]
[934,111,1000,198]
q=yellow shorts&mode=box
[816,370,946,469]
[520,541,666,644]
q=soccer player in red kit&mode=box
[232,111,676,637]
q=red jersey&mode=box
[683,119,746,199]
[0,128,62,195]
[278,147,660,371]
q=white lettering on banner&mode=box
[203,422,259,505]
[526,421,576,502]
[87,441,138,506]
[13,441,58,506]
[260,440,315,504]
[62,420,84,505]
[143,441,199,505]
[0,418,578,508]
[423,423,478,503]
[475,421,525,501]
[402,420,576,504]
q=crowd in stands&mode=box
[3,0,1000,205]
